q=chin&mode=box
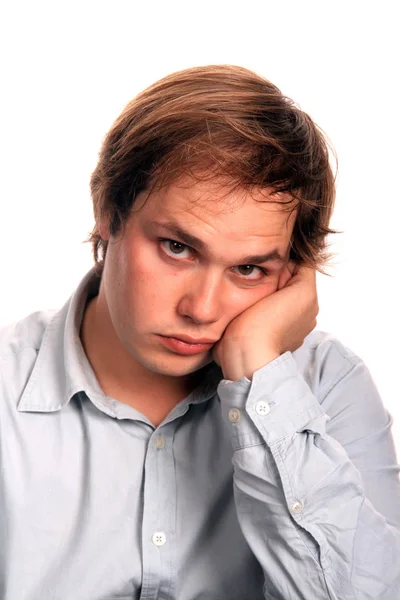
[141,353,212,378]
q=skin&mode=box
[80,177,318,426]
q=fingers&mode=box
[277,265,293,290]
[295,264,317,284]
[288,263,316,282]
[278,262,317,290]
[277,260,298,290]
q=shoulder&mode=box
[0,310,57,359]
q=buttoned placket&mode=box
[139,420,178,600]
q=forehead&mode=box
[137,177,297,239]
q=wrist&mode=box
[223,349,281,381]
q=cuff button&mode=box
[255,401,270,416]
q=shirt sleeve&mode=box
[217,349,400,600]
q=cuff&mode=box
[217,352,329,448]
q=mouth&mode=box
[165,334,218,344]
[158,335,216,356]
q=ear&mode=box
[99,217,111,241]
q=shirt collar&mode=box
[18,266,107,413]
[18,267,223,416]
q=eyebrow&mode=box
[152,220,286,265]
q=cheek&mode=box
[125,245,180,308]
[122,237,160,285]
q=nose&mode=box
[177,270,223,325]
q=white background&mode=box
[1,1,399,452]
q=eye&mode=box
[232,265,268,280]
[160,238,192,259]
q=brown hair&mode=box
[88,64,337,276]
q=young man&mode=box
[1,65,399,600]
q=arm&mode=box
[217,346,400,599]
[213,265,400,599]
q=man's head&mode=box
[86,65,336,380]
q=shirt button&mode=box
[291,500,303,514]
[152,531,166,546]
[154,435,165,449]
[255,401,270,416]
[228,408,241,423]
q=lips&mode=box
[158,335,217,356]
[167,334,218,344]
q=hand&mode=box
[212,264,319,381]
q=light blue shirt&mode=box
[1,267,399,599]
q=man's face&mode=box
[100,177,297,378]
